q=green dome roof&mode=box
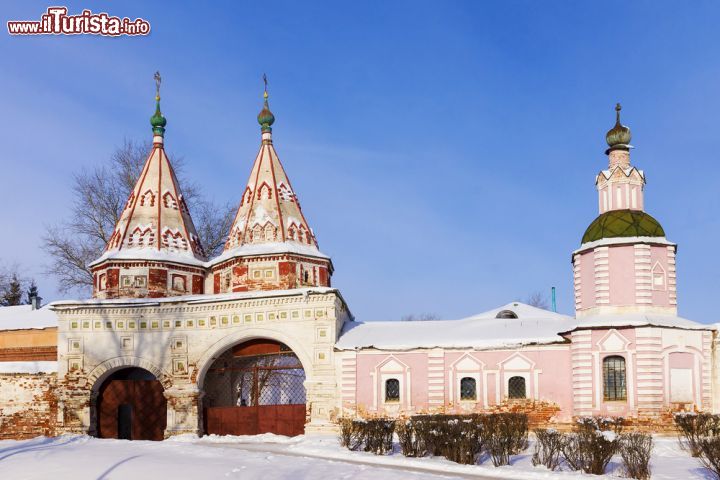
[150,96,167,136]
[582,209,665,244]
[257,91,275,132]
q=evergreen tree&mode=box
[25,280,40,305]
[4,275,23,306]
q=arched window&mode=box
[496,310,518,319]
[603,355,626,401]
[460,377,477,401]
[385,379,400,402]
[508,376,526,399]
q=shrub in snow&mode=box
[401,414,483,464]
[338,418,364,451]
[700,436,720,480]
[619,432,653,480]
[337,418,394,455]
[674,412,720,457]
[531,428,565,471]
[483,413,529,467]
[561,416,621,475]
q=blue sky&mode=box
[1,1,719,322]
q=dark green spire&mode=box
[605,103,631,153]
[257,73,275,133]
[150,71,167,136]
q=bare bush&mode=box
[395,419,424,457]
[484,413,529,466]
[532,428,565,471]
[562,419,620,475]
[700,436,720,480]
[338,418,394,455]
[363,419,395,455]
[675,412,720,457]
[619,432,653,480]
[338,418,363,451]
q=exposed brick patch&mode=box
[0,346,57,361]
[0,373,57,439]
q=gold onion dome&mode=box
[605,103,631,151]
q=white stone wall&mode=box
[53,289,352,437]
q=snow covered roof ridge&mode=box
[335,301,714,351]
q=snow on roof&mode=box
[335,302,574,351]
[0,305,58,331]
[564,313,713,332]
[575,236,675,253]
[209,241,330,267]
[50,287,341,309]
[0,361,57,374]
[88,248,207,267]
[336,302,715,351]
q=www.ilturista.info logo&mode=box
[7,7,150,36]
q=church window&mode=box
[253,270,262,279]
[603,356,626,401]
[278,182,295,202]
[496,310,518,319]
[252,224,263,242]
[258,182,272,199]
[264,223,276,242]
[460,377,477,401]
[162,192,178,209]
[264,269,274,278]
[616,187,622,209]
[508,376,526,399]
[385,378,400,402]
[135,276,147,288]
[303,270,310,284]
[99,274,107,291]
[288,226,296,240]
[140,189,155,207]
[652,262,666,291]
[172,275,186,292]
[121,276,132,288]
[631,187,637,209]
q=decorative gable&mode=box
[597,329,630,352]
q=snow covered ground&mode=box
[0,433,714,479]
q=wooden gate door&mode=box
[98,379,167,440]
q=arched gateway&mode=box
[95,367,167,440]
[202,339,307,436]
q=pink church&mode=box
[334,104,713,424]
[0,84,715,440]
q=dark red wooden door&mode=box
[205,404,305,436]
[98,379,167,440]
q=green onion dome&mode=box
[150,95,167,136]
[606,103,631,151]
[582,209,665,244]
[257,91,275,132]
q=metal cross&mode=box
[154,71,162,97]
[263,73,268,93]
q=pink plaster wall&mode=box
[608,246,635,306]
[351,347,574,420]
[579,251,596,310]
